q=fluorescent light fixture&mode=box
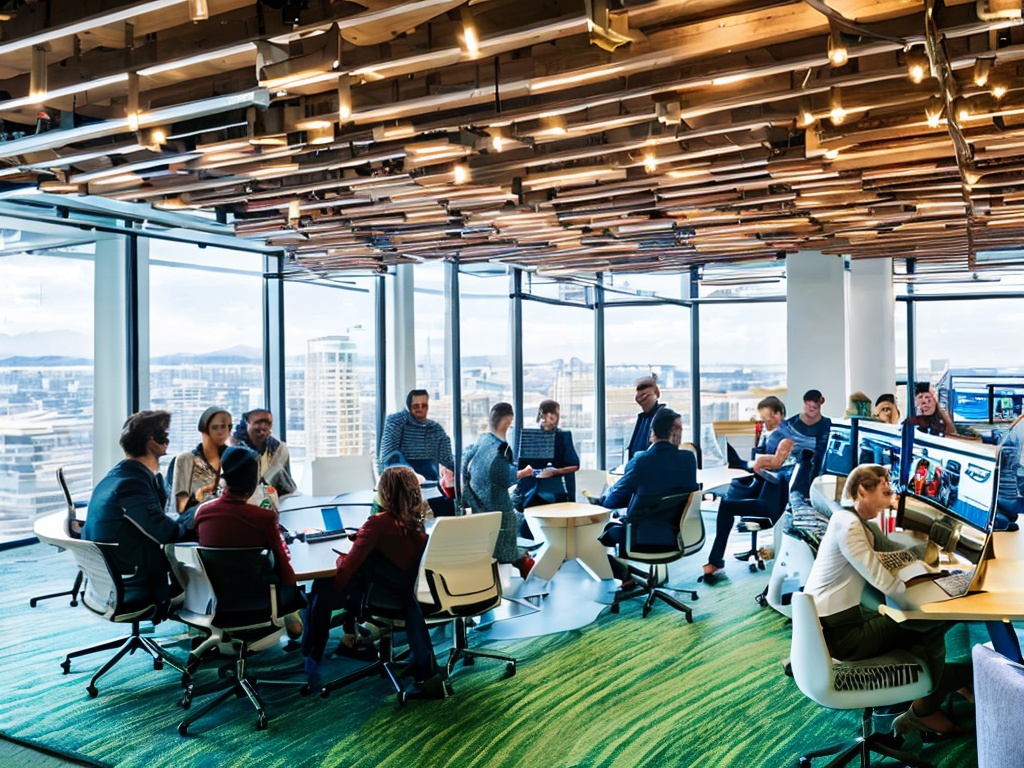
[0,1,190,58]
[974,56,994,87]
[530,66,624,92]
[829,87,845,125]
[453,164,469,184]
[248,163,300,178]
[126,73,141,133]
[907,47,928,84]
[0,74,130,112]
[460,7,479,58]
[137,43,257,77]
[925,96,943,128]
[0,88,270,160]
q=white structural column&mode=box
[848,258,896,404]
[786,251,848,418]
[386,264,416,413]
[92,235,132,477]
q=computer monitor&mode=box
[989,385,1024,423]
[854,421,906,494]
[513,427,556,468]
[822,420,857,478]
[900,431,999,534]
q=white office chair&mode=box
[574,469,607,503]
[309,454,376,495]
[416,512,517,681]
[789,593,935,767]
[57,538,186,697]
[610,491,704,622]
[30,467,87,608]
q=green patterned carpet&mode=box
[0,533,986,768]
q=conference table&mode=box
[879,530,1024,661]
[607,464,750,493]
[525,503,613,582]
[278,498,372,581]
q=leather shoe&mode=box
[515,554,535,579]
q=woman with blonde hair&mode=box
[802,464,972,737]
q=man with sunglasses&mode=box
[83,410,193,607]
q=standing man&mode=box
[626,375,667,461]
[83,410,192,608]
[231,408,296,498]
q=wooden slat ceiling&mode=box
[3,0,1024,278]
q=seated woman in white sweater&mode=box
[803,463,973,737]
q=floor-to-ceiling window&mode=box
[146,243,265,457]
[603,274,691,463]
[459,268,513,440]
[413,261,453,437]
[282,278,378,472]
[520,279,596,467]
[0,245,97,543]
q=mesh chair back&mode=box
[62,538,123,620]
[418,512,502,616]
[574,469,607,502]
[167,543,216,623]
[678,491,705,555]
[624,492,702,559]
[55,467,82,539]
[195,547,279,632]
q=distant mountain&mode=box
[151,345,262,365]
[0,330,91,358]
[0,355,91,367]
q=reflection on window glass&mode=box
[0,249,96,542]
[698,302,787,427]
[414,262,452,437]
[283,279,378,476]
[605,303,691,464]
[460,271,512,439]
[147,243,264,458]
[603,273,684,302]
[521,300,595,467]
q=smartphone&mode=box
[321,506,343,531]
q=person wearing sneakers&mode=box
[596,408,699,589]
[193,445,306,640]
[463,402,537,579]
[803,464,973,739]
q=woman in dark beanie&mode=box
[171,406,232,516]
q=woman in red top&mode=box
[302,466,431,686]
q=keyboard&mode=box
[304,529,357,544]
[934,570,975,597]
[876,549,919,572]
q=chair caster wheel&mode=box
[178,723,189,737]
[755,594,768,607]
[86,685,98,698]
[610,602,620,614]
[748,563,757,573]
[685,613,694,624]
[398,692,407,706]
[797,758,811,767]
[70,599,79,607]
[255,714,268,731]
[299,684,311,697]
[642,605,652,618]
[688,591,698,601]
[153,659,164,671]
[320,688,330,699]
[504,663,516,679]
[60,660,71,675]
[758,561,766,571]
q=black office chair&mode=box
[30,467,87,608]
[176,546,302,735]
[727,466,793,572]
[609,491,704,622]
[58,538,186,697]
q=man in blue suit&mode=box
[596,408,699,587]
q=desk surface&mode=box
[879,531,1024,623]
[33,510,70,544]
[525,502,610,526]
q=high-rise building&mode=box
[304,336,362,458]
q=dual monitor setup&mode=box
[822,419,1002,603]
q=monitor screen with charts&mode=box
[855,421,906,494]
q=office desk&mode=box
[879,531,1024,660]
[606,465,748,494]
[34,510,72,546]
[525,503,612,581]
[279,489,376,512]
